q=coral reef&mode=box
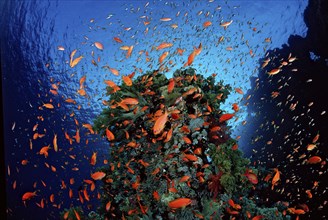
[93,68,291,219]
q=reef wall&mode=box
[241,0,328,218]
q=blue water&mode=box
[1,0,308,219]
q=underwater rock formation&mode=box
[93,68,292,219]
[241,0,328,218]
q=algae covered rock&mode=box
[93,67,291,219]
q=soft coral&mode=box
[208,171,223,199]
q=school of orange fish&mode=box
[6,1,327,219]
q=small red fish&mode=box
[153,191,160,201]
[307,156,322,164]
[91,171,106,180]
[232,103,239,112]
[22,191,37,201]
[203,21,212,28]
[156,42,173,50]
[122,75,133,86]
[168,198,192,209]
[106,128,115,141]
[113,37,123,43]
[271,168,280,189]
[245,169,258,184]
[94,42,104,50]
[153,111,168,135]
[159,51,169,64]
[90,152,97,166]
[235,88,243,95]
[219,113,235,123]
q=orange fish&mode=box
[22,191,37,201]
[151,167,160,175]
[91,171,106,180]
[132,176,141,189]
[312,133,320,143]
[21,159,28,165]
[183,153,198,162]
[79,75,86,88]
[73,129,80,143]
[106,128,115,141]
[210,126,221,132]
[32,123,38,131]
[70,55,83,68]
[271,168,280,189]
[74,209,81,220]
[120,46,130,51]
[39,145,50,158]
[305,189,312,198]
[106,201,111,211]
[43,103,54,109]
[179,175,190,183]
[164,128,173,143]
[184,51,196,66]
[245,169,258,184]
[168,198,192,209]
[64,131,73,145]
[182,136,192,144]
[65,98,76,104]
[90,152,97,166]
[126,166,135,174]
[94,42,104,50]
[70,49,77,61]
[194,43,202,56]
[156,42,173,50]
[121,97,139,105]
[231,144,238,151]
[235,88,243,94]
[288,208,306,215]
[53,134,58,152]
[49,194,55,203]
[83,188,90,201]
[138,159,150,167]
[122,75,133,86]
[203,21,212,28]
[219,113,235,123]
[113,37,123,43]
[267,68,281,76]
[252,215,264,220]
[228,199,241,210]
[104,80,121,93]
[68,189,73,198]
[109,67,119,76]
[160,17,172,22]
[232,103,239,112]
[176,48,185,55]
[167,78,175,94]
[153,111,168,135]
[307,156,322,164]
[159,51,169,64]
[306,144,317,151]
[82,123,95,134]
[193,148,202,155]
[153,191,160,201]
[126,45,134,58]
[220,20,233,29]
